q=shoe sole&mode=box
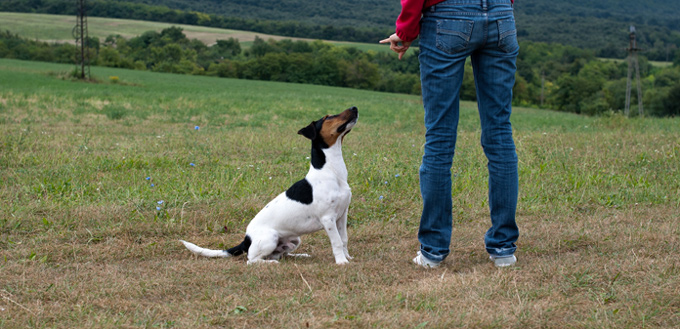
[413,252,440,268]
[490,255,517,267]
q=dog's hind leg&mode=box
[266,237,294,261]
[246,231,280,264]
[283,237,310,258]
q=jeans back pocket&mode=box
[497,17,519,53]
[436,19,474,54]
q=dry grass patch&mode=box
[2,205,679,328]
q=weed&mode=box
[104,105,128,120]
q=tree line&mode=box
[2,0,679,62]
[1,28,679,117]
[0,0,391,44]
[514,42,680,117]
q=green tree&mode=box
[0,40,8,57]
[207,60,239,78]
[643,87,669,116]
[249,36,279,57]
[214,38,241,57]
[160,26,187,44]
[662,83,680,116]
[343,58,379,90]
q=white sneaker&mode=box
[489,255,517,267]
[413,251,440,268]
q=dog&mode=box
[180,106,358,265]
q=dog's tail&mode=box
[179,236,251,258]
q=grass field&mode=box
[1,58,679,328]
[597,57,674,68]
[0,12,392,53]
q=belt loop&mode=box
[430,5,435,13]
[481,0,487,10]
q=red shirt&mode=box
[395,0,514,42]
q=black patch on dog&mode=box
[226,235,252,256]
[310,142,327,169]
[286,178,314,204]
[299,119,328,169]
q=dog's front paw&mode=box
[335,258,350,265]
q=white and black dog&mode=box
[180,106,358,264]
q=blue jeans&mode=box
[417,0,519,262]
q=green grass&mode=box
[597,57,674,67]
[1,58,679,328]
[0,12,393,52]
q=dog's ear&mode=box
[298,122,317,140]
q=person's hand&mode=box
[380,33,411,60]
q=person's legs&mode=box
[470,3,519,259]
[415,0,518,265]
[416,3,478,263]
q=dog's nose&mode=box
[348,106,358,114]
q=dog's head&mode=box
[298,106,358,148]
[297,107,358,170]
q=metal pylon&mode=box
[625,26,643,117]
[73,0,90,80]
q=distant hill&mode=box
[127,0,400,29]
[129,0,679,32]
[131,0,680,59]
[513,0,679,60]
[2,0,679,61]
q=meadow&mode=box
[0,58,679,328]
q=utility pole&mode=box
[73,0,90,80]
[540,70,545,108]
[625,25,643,117]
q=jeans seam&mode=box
[439,29,472,41]
[424,11,513,17]
[435,0,512,4]
[482,15,488,46]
